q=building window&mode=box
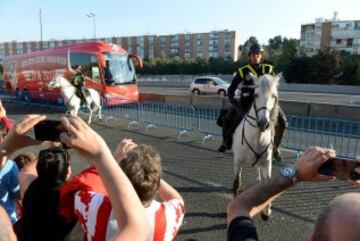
[16,42,23,49]
[336,39,342,45]
[42,42,50,49]
[355,21,360,30]
[347,39,353,47]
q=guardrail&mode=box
[1,90,359,159]
[138,75,360,95]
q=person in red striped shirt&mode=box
[72,139,185,241]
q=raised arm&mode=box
[158,179,183,202]
[60,116,148,241]
[0,115,46,163]
[227,147,336,224]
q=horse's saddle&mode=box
[75,88,91,106]
[75,88,90,98]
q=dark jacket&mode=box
[228,64,274,110]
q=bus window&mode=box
[92,66,101,84]
[8,62,17,82]
[70,53,99,80]
[103,52,135,85]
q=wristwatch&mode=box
[280,165,298,185]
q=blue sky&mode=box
[0,0,359,44]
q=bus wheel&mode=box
[15,90,22,100]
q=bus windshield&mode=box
[103,52,135,85]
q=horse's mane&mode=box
[258,75,279,130]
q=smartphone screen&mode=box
[34,120,65,141]
[318,157,358,180]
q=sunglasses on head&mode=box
[39,148,69,164]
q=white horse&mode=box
[48,75,102,124]
[232,74,280,220]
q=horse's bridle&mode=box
[240,94,278,166]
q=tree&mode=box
[313,48,341,84]
[284,48,342,84]
[284,56,313,83]
[267,35,283,61]
[276,38,299,73]
[338,53,360,85]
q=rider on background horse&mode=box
[217,43,287,162]
[71,65,87,105]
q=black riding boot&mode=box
[273,109,288,162]
[78,86,86,106]
[218,121,229,152]
[217,106,242,153]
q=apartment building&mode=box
[0,30,239,64]
[300,13,360,56]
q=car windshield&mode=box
[103,52,135,85]
[214,78,228,85]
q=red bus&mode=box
[3,41,143,105]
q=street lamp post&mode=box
[38,9,43,50]
[86,12,96,39]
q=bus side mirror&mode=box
[129,54,143,69]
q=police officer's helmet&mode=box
[249,43,264,55]
[75,65,82,72]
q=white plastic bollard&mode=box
[177,130,190,140]
[145,124,156,133]
[202,134,214,145]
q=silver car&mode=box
[190,76,232,96]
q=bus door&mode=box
[69,52,103,92]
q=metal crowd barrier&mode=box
[1,90,360,158]
[194,107,222,144]
[102,99,142,128]
[283,115,360,159]
[0,89,66,110]
[140,101,194,137]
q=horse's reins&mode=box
[241,95,277,167]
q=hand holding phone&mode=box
[318,157,360,181]
[34,120,65,142]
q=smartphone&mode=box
[318,157,360,180]
[34,120,65,141]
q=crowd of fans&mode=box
[0,99,360,241]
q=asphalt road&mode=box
[5,102,359,241]
[139,86,360,106]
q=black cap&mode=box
[249,43,263,55]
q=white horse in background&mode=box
[232,74,280,220]
[48,75,102,124]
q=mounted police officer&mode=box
[217,43,287,162]
[71,65,87,105]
